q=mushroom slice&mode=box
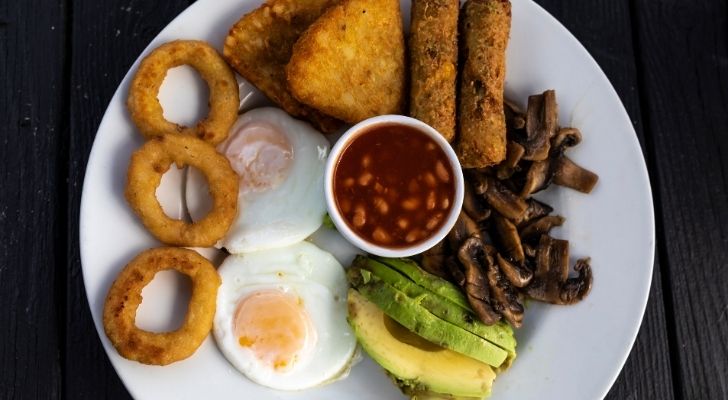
[493,214,525,263]
[523,243,537,259]
[552,156,599,193]
[504,99,525,131]
[519,215,566,243]
[447,211,481,250]
[517,198,554,227]
[463,181,491,222]
[536,235,569,281]
[496,253,533,288]
[559,258,593,304]
[520,159,552,197]
[551,127,582,155]
[420,240,450,279]
[466,169,489,195]
[496,141,526,180]
[457,237,502,325]
[521,90,557,161]
[445,256,466,287]
[484,176,527,220]
[526,235,592,305]
[486,254,524,328]
[525,235,568,303]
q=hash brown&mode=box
[223,0,342,133]
[286,0,405,123]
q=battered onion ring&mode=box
[127,40,239,145]
[103,247,221,365]
[125,134,238,247]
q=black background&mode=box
[1,0,726,398]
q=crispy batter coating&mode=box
[103,247,221,365]
[409,0,459,141]
[456,0,511,168]
[286,0,405,124]
[223,0,343,133]
[125,135,238,247]
[127,40,239,145]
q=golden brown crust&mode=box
[223,0,343,133]
[103,247,221,365]
[127,40,239,145]
[408,0,460,141]
[456,0,511,168]
[286,0,405,124]
[125,135,238,247]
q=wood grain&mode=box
[632,1,728,398]
[66,1,194,398]
[533,1,675,398]
[0,1,67,399]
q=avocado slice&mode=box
[348,290,495,398]
[351,258,516,356]
[372,257,470,309]
[353,277,509,367]
[405,389,483,400]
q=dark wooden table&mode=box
[1,0,727,399]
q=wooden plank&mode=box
[532,1,675,399]
[632,1,728,398]
[0,0,67,399]
[66,1,194,398]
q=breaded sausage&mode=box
[408,0,460,141]
[456,0,511,168]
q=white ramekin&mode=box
[324,115,464,258]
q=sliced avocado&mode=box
[372,257,470,309]
[354,278,509,367]
[348,290,495,398]
[351,259,516,356]
[405,389,483,400]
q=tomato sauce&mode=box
[333,124,456,248]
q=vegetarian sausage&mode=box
[456,0,511,168]
[408,0,460,141]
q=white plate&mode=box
[79,0,655,398]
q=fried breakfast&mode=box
[127,40,239,145]
[333,123,456,247]
[456,0,511,168]
[286,0,405,123]
[223,0,342,133]
[187,107,329,253]
[125,134,238,247]
[213,242,357,389]
[408,0,459,142]
[104,0,602,397]
[103,247,220,365]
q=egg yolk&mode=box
[219,121,294,193]
[234,290,316,371]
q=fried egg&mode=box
[186,107,329,253]
[213,241,357,390]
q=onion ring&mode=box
[125,134,238,247]
[103,247,221,365]
[127,40,239,145]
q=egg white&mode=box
[213,241,357,390]
[186,107,329,254]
